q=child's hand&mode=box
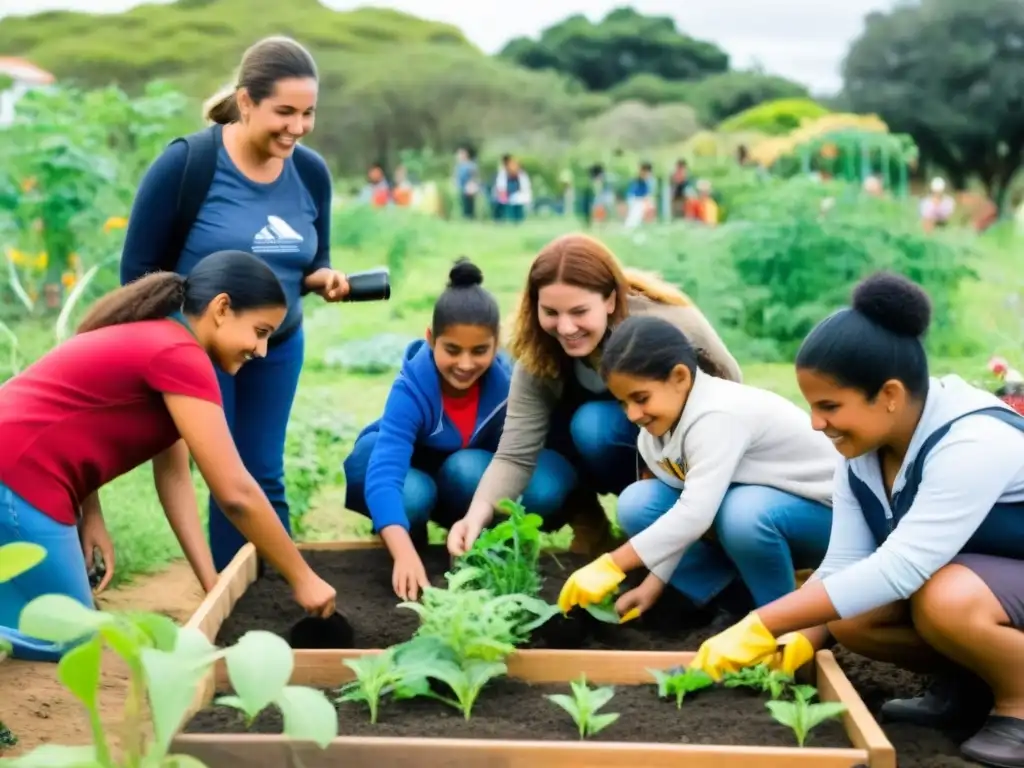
[393,552,429,601]
[614,573,665,620]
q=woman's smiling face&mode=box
[536,282,616,358]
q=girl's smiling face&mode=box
[605,365,692,438]
[429,323,497,394]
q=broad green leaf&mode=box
[0,637,11,656]
[587,711,619,734]
[141,649,209,757]
[0,542,46,582]
[19,595,112,644]
[170,628,221,664]
[545,693,580,719]
[275,686,338,748]
[212,695,249,719]
[0,744,100,767]
[224,631,293,719]
[162,755,210,768]
[98,621,144,670]
[587,685,615,711]
[126,612,179,652]
[57,636,103,709]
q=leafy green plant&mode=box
[722,662,794,699]
[0,722,16,749]
[335,638,445,724]
[3,596,336,767]
[766,684,847,747]
[399,566,559,662]
[420,658,508,720]
[0,541,47,658]
[648,666,714,708]
[456,498,545,598]
[546,674,619,739]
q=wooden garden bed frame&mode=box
[178,540,895,768]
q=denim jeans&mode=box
[568,400,640,496]
[617,479,833,607]
[345,432,578,531]
[0,481,94,662]
[208,326,305,571]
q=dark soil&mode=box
[184,678,849,748]
[212,546,984,767]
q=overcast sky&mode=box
[1,0,894,93]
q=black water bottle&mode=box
[342,267,390,302]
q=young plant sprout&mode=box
[546,674,620,740]
[421,658,509,720]
[648,666,714,708]
[722,662,794,699]
[766,684,848,747]
[336,642,436,725]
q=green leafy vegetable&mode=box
[648,666,714,707]
[0,541,46,583]
[0,720,16,748]
[420,658,508,720]
[546,674,619,739]
[722,662,794,699]
[766,684,848,747]
[455,498,545,598]
[335,638,445,724]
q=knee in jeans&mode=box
[615,479,662,537]
[521,450,576,516]
[403,470,437,528]
[569,402,614,459]
[437,450,491,492]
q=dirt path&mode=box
[0,560,206,758]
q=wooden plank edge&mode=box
[169,733,869,768]
[816,650,895,768]
[184,543,258,641]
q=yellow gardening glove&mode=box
[557,554,626,613]
[772,632,815,675]
[689,612,778,680]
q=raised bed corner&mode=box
[172,648,894,767]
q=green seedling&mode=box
[456,498,545,599]
[336,636,450,723]
[4,592,337,767]
[648,666,714,708]
[722,662,794,699]
[0,721,16,749]
[581,593,622,624]
[420,658,508,720]
[766,684,848,747]
[399,566,559,662]
[546,674,619,739]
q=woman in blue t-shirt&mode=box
[120,36,348,570]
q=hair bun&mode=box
[852,271,931,338]
[448,257,483,288]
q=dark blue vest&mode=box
[848,406,1024,557]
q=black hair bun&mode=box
[448,257,484,288]
[852,271,931,337]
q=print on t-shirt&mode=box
[252,215,305,254]
[657,456,687,482]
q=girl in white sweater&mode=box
[557,315,836,622]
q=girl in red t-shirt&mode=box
[0,250,336,661]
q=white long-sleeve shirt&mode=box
[630,369,836,580]
[817,374,1024,618]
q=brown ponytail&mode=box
[203,85,241,125]
[695,348,730,380]
[77,272,186,334]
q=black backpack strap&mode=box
[162,124,221,273]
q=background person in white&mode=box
[555,315,836,624]
[690,272,1024,768]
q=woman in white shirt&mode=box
[556,314,836,622]
[690,272,1024,768]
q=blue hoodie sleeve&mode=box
[363,377,428,531]
[120,141,188,285]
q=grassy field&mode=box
[9,212,1022,588]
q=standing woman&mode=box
[690,273,1024,767]
[447,232,742,558]
[0,251,336,662]
[120,36,348,570]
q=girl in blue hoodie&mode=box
[344,258,576,600]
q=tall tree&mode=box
[499,7,729,91]
[842,0,1024,208]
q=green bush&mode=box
[608,73,692,105]
[718,98,830,136]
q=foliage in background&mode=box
[718,98,831,136]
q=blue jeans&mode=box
[0,482,94,662]
[345,432,578,531]
[209,326,305,571]
[568,400,640,496]
[617,480,833,607]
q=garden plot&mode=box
[175,648,894,768]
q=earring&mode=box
[887,403,895,413]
